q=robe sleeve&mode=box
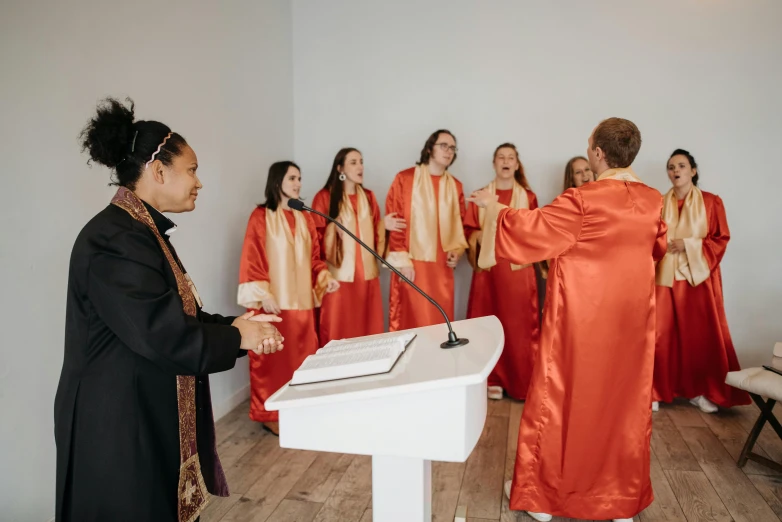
[478,189,584,269]
[653,216,668,262]
[463,201,482,271]
[370,190,386,257]
[527,190,550,279]
[701,195,730,270]
[384,172,413,269]
[238,208,274,310]
[88,228,242,376]
[307,212,335,302]
[311,189,331,261]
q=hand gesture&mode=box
[232,312,284,355]
[668,239,685,254]
[384,212,407,232]
[261,296,281,315]
[467,189,498,209]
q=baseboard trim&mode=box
[212,383,250,421]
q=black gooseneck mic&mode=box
[287,198,469,349]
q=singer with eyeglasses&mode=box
[237,161,340,435]
[312,148,406,346]
[384,130,468,331]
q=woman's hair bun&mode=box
[79,97,136,169]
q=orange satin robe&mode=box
[238,207,327,422]
[495,182,667,519]
[464,188,541,400]
[385,167,465,331]
[311,188,384,345]
[653,193,750,407]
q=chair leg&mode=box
[739,394,782,472]
[738,403,767,468]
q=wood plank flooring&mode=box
[202,398,782,522]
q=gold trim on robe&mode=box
[265,207,330,310]
[385,250,414,270]
[409,164,468,262]
[470,180,531,273]
[111,187,214,522]
[596,166,644,183]
[237,281,272,310]
[322,185,381,282]
[655,186,710,287]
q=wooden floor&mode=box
[202,397,782,522]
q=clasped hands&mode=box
[667,239,685,254]
[232,312,285,355]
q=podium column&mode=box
[372,455,432,521]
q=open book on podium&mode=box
[290,332,417,385]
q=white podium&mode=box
[265,316,504,522]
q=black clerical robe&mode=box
[54,198,244,522]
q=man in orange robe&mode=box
[469,118,667,522]
[385,129,468,331]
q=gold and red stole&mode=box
[596,166,644,183]
[655,186,710,287]
[264,207,329,308]
[409,164,468,262]
[322,185,385,282]
[111,187,219,522]
[470,180,530,272]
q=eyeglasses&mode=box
[434,143,458,153]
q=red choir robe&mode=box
[312,186,385,345]
[238,206,333,422]
[653,188,750,407]
[385,165,468,331]
[464,183,541,400]
[479,168,667,519]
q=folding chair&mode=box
[725,342,782,473]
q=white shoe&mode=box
[613,519,633,522]
[488,386,503,400]
[690,395,718,413]
[652,401,659,412]
[504,480,552,521]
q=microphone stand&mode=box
[288,199,469,349]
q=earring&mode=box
[339,174,346,181]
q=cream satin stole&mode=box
[655,186,710,287]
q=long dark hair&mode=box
[563,156,588,191]
[322,147,360,219]
[261,160,300,211]
[669,149,699,186]
[79,97,187,190]
[417,129,457,167]
[493,143,530,190]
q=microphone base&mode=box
[440,338,469,349]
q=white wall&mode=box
[0,1,292,520]
[292,0,782,362]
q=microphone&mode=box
[288,198,469,349]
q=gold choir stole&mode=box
[111,187,218,522]
[322,185,385,282]
[655,186,710,287]
[409,164,468,261]
[469,180,531,272]
[264,207,331,308]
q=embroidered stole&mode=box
[111,187,222,522]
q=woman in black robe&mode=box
[54,97,283,522]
